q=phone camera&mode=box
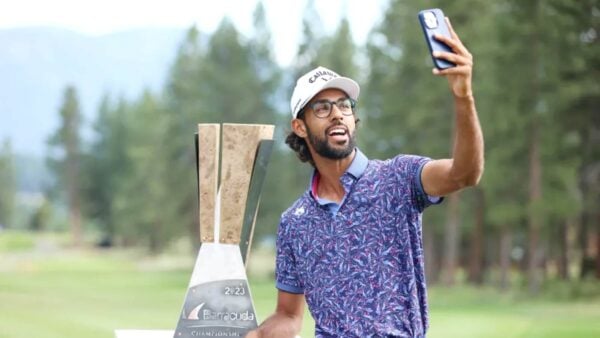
[424,12,438,29]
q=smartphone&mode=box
[418,8,456,69]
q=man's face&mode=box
[300,89,357,160]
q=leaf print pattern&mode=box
[276,151,440,338]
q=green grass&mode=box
[0,230,35,252]
[427,287,600,338]
[0,231,599,337]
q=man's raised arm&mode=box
[421,17,484,197]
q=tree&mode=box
[200,18,286,239]
[163,26,207,250]
[162,19,285,249]
[29,199,52,232]
[110,91,176,252]
[47,86,84,245]
[246,1,292,241]
[0,139,15,228]
[82,94,130,243]
[363,0,501,286]
[198,19,277,124]
[364,0,463,284]
[293,0,325,77]
[316,18,358,80]
[436,0,500,286]
[483,0,598,291]
[544,0,600,280]
[249,1,282,103]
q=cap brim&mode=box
[291,76,360,119]
[320,77,360,101]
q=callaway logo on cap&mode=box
[290,66,360,119]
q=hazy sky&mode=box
[0,0,389,156]
[1,0,386,65]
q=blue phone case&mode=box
[418,8,456,69]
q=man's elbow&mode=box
[453,162,484,189]
[463,162,484,187]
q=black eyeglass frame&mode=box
[303,97,357,119]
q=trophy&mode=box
[115,123,274,338]
[175,123,274,337]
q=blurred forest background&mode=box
[1,0,599,301]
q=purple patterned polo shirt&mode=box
[275,149,441,338]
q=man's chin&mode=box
[330,141,349,148]
[322,145,354,160]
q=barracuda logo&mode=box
[202,309,255,321]
[186,302,206,319]
[185,300,256,322]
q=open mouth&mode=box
[326,125,348,142]
[328,127,347,137]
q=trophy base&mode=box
[174,243,258,338]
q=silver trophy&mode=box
[115,123,274,338]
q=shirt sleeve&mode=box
[275,216,304,294]
[393,155,443,212]
[416,160,443,206]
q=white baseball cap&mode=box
[290,66,360,119]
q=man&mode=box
[247,18,483,338]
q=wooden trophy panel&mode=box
[197,124,220,243]
[218,124,274,244]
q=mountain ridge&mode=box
[0,26,187,157]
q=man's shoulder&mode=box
[355,154,431,196]
[367,154,430,175]
[277,193,313,239]
[280,192,312,222]
[360,155,418,177]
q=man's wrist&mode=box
[454,92,475,102]
[454,94,477,115]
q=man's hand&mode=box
[244,330,260,338]
[243,290,304,338]
[431,17,473,98]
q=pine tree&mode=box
[316,18,357,80]
[82,94,130,243]
[542,0,600,280]
[163,26,207,249]
[110,90,176,252]
[47,86,84,245]
[293,0,325,78]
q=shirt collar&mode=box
[346,148,368,179]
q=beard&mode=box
[305,123,356,160]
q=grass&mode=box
[426,286,600,338]
[1,230,599,337]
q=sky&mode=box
[0,0,388,157]
[0,0,386,65]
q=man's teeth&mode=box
[329,128,346,136]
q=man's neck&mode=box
[313,149,356,203]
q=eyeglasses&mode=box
[306,97,356,118]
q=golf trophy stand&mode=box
[115,123,274,338]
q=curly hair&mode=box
[285,128,315,166]
[285,110,360,167]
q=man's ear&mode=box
[291,118,307,138]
